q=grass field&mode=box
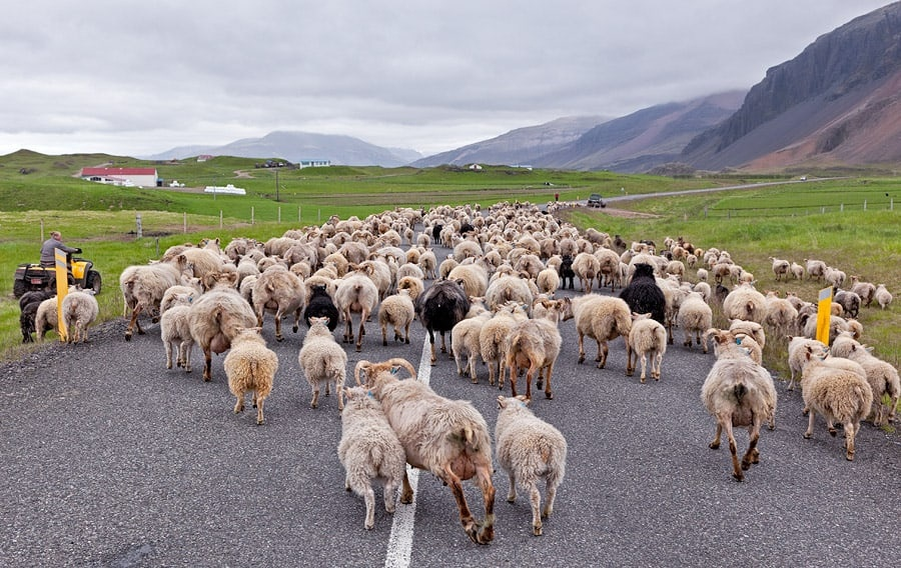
[2,150,899,386]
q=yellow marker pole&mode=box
[816,286,832,346]
[55,249,69,342]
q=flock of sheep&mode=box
[19,198,899,543]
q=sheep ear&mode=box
[496,395,507,409]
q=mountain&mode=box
[411,116,608,168]
[683,2,901,171]
[146,131,421,167]
[533,92,744,172]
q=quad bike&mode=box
[13,251,102,298]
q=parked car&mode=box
[587,193,606,208]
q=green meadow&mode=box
[1,150,899,386]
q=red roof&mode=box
[81,167,157,176]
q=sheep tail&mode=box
[733,383,748,403]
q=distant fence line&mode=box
[132,206,324,237]
[702,198,895,219]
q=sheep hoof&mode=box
[577,355,585,364]
[125,333,132,342]
[732,472,744,482]
[708,441,720,450]
[829,428,837,437]
[545,391,553,400]
[383,340,388,346]
[803,433,812,439]
[276,335,284,342]
[532,525,543,537]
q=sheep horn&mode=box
[385,357,416,379]
[354,360,373,386]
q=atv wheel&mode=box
[13,279,26,298]
[87,271,102,295]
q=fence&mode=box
[702,198,895,219]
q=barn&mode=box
[81,167,159,188]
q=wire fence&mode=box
[702,198,896,218]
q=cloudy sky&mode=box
[0,0,892,158]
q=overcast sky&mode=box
[0,0,892,158]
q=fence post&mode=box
[220,210,223,229]
[278,206,281,223]
[299,206,302,223]
[704,206,708,219]
[318,209,321,223]
[864,200,867,211]
[840,203,844,212]
[183,212,187,233]
[136,213,142,238]
[251,206,255,225]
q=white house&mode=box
[81,167,159,188]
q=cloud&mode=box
[0,0,891,157]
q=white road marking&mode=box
[384,335,432,568]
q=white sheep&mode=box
[799,348,873,461]
[160,292,195,373]
[563,294,632,369]
[763,291,799,339]
[768,257,790,281]
[849,276,876,308]
[334,271,380,352]
[119,255,190,340]
[479,302,530,387]
[829,333,900,426]
[874,284,893,310]
[378,289,416,346]
[701,329,778,481]
[789,262,805,280]
[452,309,492,383]
[338,386,407,530]
[722,283,767,324]
[355,358,496,545]
[34,297,59,341]
[223,327,278,425]
[786,336,826,391]
[627,313,667,382]
[485,274,534,316]
[60,289,99,344]
[804,259,827,281]
[535,267,560,296]
[571,252,600,293]
[677,291,713,352]
[299,316,347,411]
[252,265,306,342]
[495,396,567,536]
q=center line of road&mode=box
[384,335,432,568]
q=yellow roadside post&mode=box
[816,286,832,346]
[55,248,69,342]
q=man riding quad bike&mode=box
[13,232,101,298]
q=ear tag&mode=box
[367,390,375,398]
[391,367,399,375]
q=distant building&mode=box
[298,159,330,169]
[204,184,246,195]
[197,155,214,162]
[80,167,159,188]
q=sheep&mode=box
[535,267,560,296]
[299,316,347,411]
[832,289,861,319]
[59,289,99,344]
[722,283,767,324]
[189,271,258,382]
[557,255,576,290]
[334,271,380,352]
[764,291,799,339]
[504,305,564,400]
[786,336,826,391]
[417,279,471,365]
[19,290,53,343]
[378,289,416,346]
[564,294,632,369]
[419,249,438,279]
[799,348,873,461]
[627,313,667,383]
[34,297,59,341]
[769,257,790,281]
[571,252,600,293]
[874,284,893,309]
[701,329,778,481]
[494,396,567,536]
[485,274,534,316]
[120,255,190,340]
[447,261,489,299]
[479,302,530,388]
[160,296,195,373]
[595,248,623,292]
[849,276,876,308]
[396,275,425,304]
[303,283,340,332]
[452,309,492,382]
[804,259,827,281]
[354,358,496,545]
[619,263,666,326]
[252,265,306,342]
[223,327,278,425]
[829,333,900,426]
[338,386,407,530]
[677,291,713,352]
[824,266,846,290]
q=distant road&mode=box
[599,177,844,205]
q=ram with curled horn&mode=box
[353,357,496,545]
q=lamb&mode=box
[354,358,496,545]
[60,289,99,344]
[768,257,790,281]
[627,313,667,383]
[418,249,438,279]
[677,291,713,352]
[299,316,347,410]
[479,302,530,387]
[417,279,471,365]
[722,282,767,324]
[829,333,900,426]
[189,272,258,382]
[334,270,380,352]
[378,289,416,346]
[799,348,873,461]
[396,275,425,303]
[564,294,632,369]
[494,396,567,536]
[504,304,564,400]
[874,284,893,309]
[618,263,666,326]
[557,255,576,290]
[160,294,195,373]
[701,329,778,481]
[303,283,340,332]
[790,262,805,280]
[338,387,407,530]
[804,259,827,281]
[252,265,306,342]
[824,266,846,290]
[452,309,493,382]
[223,327,278,425]
[34,297,60,341]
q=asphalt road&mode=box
[1,235,899,568]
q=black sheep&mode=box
[416,279,470,365]
[558,255,576,290]
[19,290,54,343]
[303,284,339,332]
[431,223,444,244]
[619,263,666,325]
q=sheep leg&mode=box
[165,341,175,369]
[741,421,761,471]
[508,363,519,397]
[125,304,144,340]
[543,477,557,518]
[723,420,744,481]
[476,462,496,544]
[400,469,414,504]
[529,481,543,536]
[363,483,376,529]
[383,477,397,514]
[311,386,320,409]
[356,308,368,352]
[440,331,450,356]
[709,423,722,449]
[468,355,479,384]
[274,309,284,342]
[543,363,554,399]
[428,328,438,365]
[596,340,609,369]
[182,341,193,373]
[343,313,353,344]
[524,365,536,401]
[255,394,265,425]
[844,420,857,461]
[639,352,648,383]
[577,331,586,364]
[804,410,816,439]
[202,348,213,382]
[653,350,662,380]
[506,472,517,502]
[403,322,411,344]
[381,322,389,346]
[233,391,245,414]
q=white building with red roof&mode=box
[81,167,159,187]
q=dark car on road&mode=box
[587,193,606,208]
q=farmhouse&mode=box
[81,167,159,188]
[298,159,330,169]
